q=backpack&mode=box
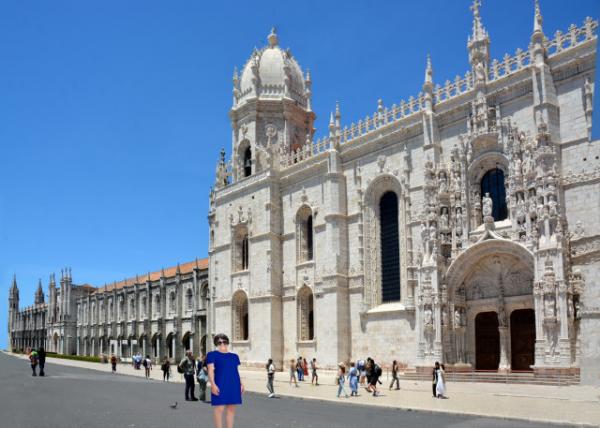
[143,359,148,368]
[177,361,185,374]
[375,364,382,377]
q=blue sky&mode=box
[0,0,598,349]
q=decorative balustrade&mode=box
[278,17,597,170]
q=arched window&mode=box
[232,291,249,341]
[141,297,147,318]
[119,299,125,320]
[130,299,135,319]
[380,191,401,303]
[297,287,314,341]
[186,288,193,311]
[200,283,209,310]
[481,168,507,221]
[169,292,176,313]
[243,146,252,177]
[234,226,249,271]
[154,294,161,318]
[296,206,314,262]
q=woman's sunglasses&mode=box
[217,340,229,345]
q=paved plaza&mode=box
[2,352,598,427]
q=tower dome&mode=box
[235,28,309,108]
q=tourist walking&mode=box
[310,358,319,385]
[207,333,244,428]
[29,349,38,376]
[366,358,381,397]
[197,355,209,402]
[266,358,275,398]
[302,358,308,380]
[289,359,298,387]
[389,360,400,390]
[432,362,439,397]
[436,363,447,399]
[143,355,152,379]
[357,359,366,386]
[348,362,359,396]
[296,357,304,381]
[179,350,198,401]
[37,347,46,377]
[110,354,117,374]
[161,357,171,381]
[336,363,349,398]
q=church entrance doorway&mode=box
[510,309,535,371]
[475,311,500,370]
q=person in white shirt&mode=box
[266,359,275,398]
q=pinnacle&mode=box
[267,27,279,47]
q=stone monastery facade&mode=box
[208,1,600,383]
[8,260,210,363]
[7,1,600,385]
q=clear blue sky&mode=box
[0,0,598,349]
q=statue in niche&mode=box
[497,303,507,327]
[440,207,449,230]
[442,309,448,326]
[424,307,433,327]
[475,61,486,84]
[544,296,556,318]
[548,194,558,216]
[482,193,493,217]
[454,308,462,328]
[439,172,448,193]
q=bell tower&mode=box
[8,274,19,351]
[226,28,315,182]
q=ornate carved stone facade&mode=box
[8,260,210,364]
[209,2,600,384]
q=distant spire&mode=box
[329,111,335,137]
[267,27,279,47]
[468,0,489,45]
[176,263,181,275]
[10,273,18,292]
[335,101,341,132]
[49,273,56,287]
[35,279,44,304]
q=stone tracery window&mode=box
[233,225,250,271]
[296,206,314,262]
[186,288,193,311]
[169,291,176,313]
[243,146,252,177]
[380,191,401,302]
[154,294,161,318]
[480,168,507,221]
[297,286,314,341]
[232,291,249,341]
[141,296,147,318]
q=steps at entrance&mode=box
[399,370,580,386]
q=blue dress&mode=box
[206,351,242,406]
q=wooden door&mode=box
[510,309,535,371]
[475,311,500,370]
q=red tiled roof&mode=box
[91,258,208,295]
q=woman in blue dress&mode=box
[207,334,244,428]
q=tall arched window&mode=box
[141,297,147,318]
[200,283,209,310]
[130,299,135,320]
[380,191,401,302]
[243,147,252,177]
[154,294,161,318]
[232,291,249,341]
[297,287,314,341]
[186,288,193,311]
[234,226,249,271]
[481,168,507,221]
[169,291,176,313]
[296,206,314,262]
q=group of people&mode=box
[275,356,400,399]
[27,347,46,377]
[287,356,319,387]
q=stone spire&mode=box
[468,0,490,86]
[530,0,546,65]
[329,111,335,138]
[35,279,44,304]
[10,273,18,293]
[335,101,341,133]
[49,273,56,288]
[305,69,312,111]
[424,54,433,85]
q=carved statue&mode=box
[475,61,486,83]
[497,303,507,327]
[424,307,433,326]
[440,207,449,230]
[482,192,493,217]
[544,296,556,318]
[454,308,462,328]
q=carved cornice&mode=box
[562,167,600,188]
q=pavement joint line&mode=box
[3,351,597,427]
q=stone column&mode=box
[557,282,571,366]
[498,326,510,372]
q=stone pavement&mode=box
[5,352,600,427]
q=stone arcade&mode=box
[8,260,211,363]
[208,1,600,383]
